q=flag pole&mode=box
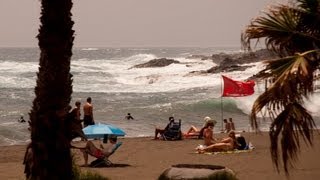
[220,75,224,132]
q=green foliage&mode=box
[72,158,109,180]
[158,171,238,180]
[242,0,320,175]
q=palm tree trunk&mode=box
[27,0,74,179]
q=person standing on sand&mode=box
[83,97,95,127]
[71,101,81,122]
[223,119,231,133]
[229,118,235,131]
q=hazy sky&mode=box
[0,0,283,47]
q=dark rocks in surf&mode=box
[207,62,254,74]
[186,55,213,61]
[130,58,180,68]
[189,49,277,74]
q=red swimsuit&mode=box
[93,149,104,159]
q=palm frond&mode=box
[242,2,320,55]
[254,51,317,100]
[244,0,320,175]
[251,49,320,174]
[268,102,315,174]
[297,0,320,12]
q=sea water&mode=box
[0,47,319,146]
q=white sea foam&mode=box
[71,54,223,93]
[0,54,264,93]
[81,48,99,51]
[305,93,320,117]
[0,60,38,88]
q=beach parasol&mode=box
[82,123,126,139]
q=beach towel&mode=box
[194,142,255,155]
[201,149,253,155]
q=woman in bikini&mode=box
[80,136,117,166]
[198,130,237,153]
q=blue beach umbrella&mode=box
[83,123,126,139]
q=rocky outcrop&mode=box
[130,49,277,75]
[219,49,277,65]
[206,63,254,74]
[130,58,179,68]
[186,55,212,61]
[189,49,277,74]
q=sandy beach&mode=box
[0,132,319,180]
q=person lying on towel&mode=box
[197,130,237,153]
[80,135,118,166]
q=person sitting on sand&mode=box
[154,116,175,139]
[80,135,118,167]
[198,130,237,153]
[202,124,218,146]
[184,116,217,139]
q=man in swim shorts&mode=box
[83,97,95,127]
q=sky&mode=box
[0,0,284,48]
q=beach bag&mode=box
[236,136,247,150]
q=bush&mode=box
[72,156,109,180]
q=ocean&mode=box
[0,47,319,146]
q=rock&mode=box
[188,49,277,75]
[158,164,237,180]
[131,58,180,68]
[186,55,212,60]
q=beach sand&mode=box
[0,132,320,180]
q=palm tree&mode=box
[26,0,75,179]
[242,0,320,174]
